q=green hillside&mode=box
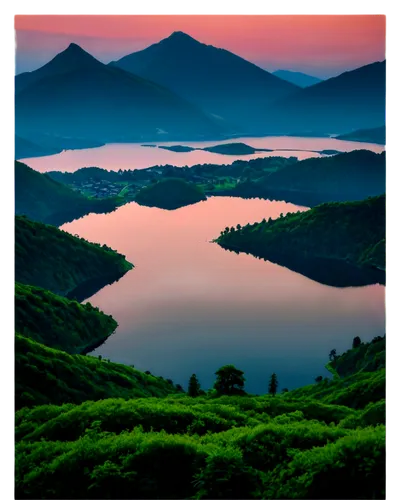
[216,195,385,273]
[135,178,207,210]
[15,216,133,299]
[15,334,179,410]
[15,160,119,225]
[15,282,117,354]
[15,336,385,499]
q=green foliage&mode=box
[214,365,246,395]
[15,282,117,353]
[15,334,178,410]
[216,195,385,271]
[15,215,133,297]
[15,160,118,225]
[188,374,201,397]
[135,177,206,209]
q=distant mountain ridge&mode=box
[336,126,385,145]
[273,70,322,87]
[267,61,385,134]
[15,42,225,143]
[111,31,300,133]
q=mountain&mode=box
[273,70,322,87]
[336,126,386,145]
[15,43,225,143]
[110,31,300,133]
[15,215,133,300]
[15,160,119,225]
[15,135,61,160]
[267,61,386,134]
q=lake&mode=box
[61,196,385,394]
[22,135,384,173]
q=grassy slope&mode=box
[15,282,117,354]
[216,195,385,270]
[15,337,385,499]
[15,215,133,297]
[15,334,178,410]
[135,178,207,210]
[15,160,119,226]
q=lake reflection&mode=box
[61,197,385,393]
[22,135,384,173]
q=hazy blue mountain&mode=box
[336,126,385,145]
[267,61,386,134]
[110,31,300,133]
[15,43,225,143]
[272,70,322,87]
[15,135,61,160]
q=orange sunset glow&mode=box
[15,15,385,77]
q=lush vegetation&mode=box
[216,195,385,277]
[15,161,119,225]
[15,334,179,410]
[15,282,117,354]
[15,215,133,299]
[15,335,385,498]
[202,142,271,155]
[135,178,207,210]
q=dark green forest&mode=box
[216,195,385,273]
[15,282,118,354]
[135,178,207,210]
[15,215,133,298]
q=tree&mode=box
[188,374,201,397]
[281,388,289,393]
[329,349,337,361]
[214,365,245,395]
[352,336,362,349]
[315,375,323,383]
[268,373,278,396]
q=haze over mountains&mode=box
[15,32,386,145]
[272,70,323,88]
[111,31,299,133]
[15,43,224,143]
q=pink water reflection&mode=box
[62,197,385,392]
[22,136,384,173]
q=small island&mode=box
[216,195,385,286]
[156,142,273,155]
[134,178,207,210]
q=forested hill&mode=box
[15,216,133,299]
[216,195,385,278]
[15,160,118,226]
[135,178,207,209]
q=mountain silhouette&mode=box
[15,43,225,143]
[267,61,386,134]
[272,70,322,88]
[110,31,300,133]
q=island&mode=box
[15,215,133,301]
[157,142,273,155]
[134,178,207,210]
[215,195,385,286]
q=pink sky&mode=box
[15,15,385,77]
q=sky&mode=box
[15,15,385,78]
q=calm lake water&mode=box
[61,197,385,394]
[22,135,384,173]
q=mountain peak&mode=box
[165,31,198,44]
